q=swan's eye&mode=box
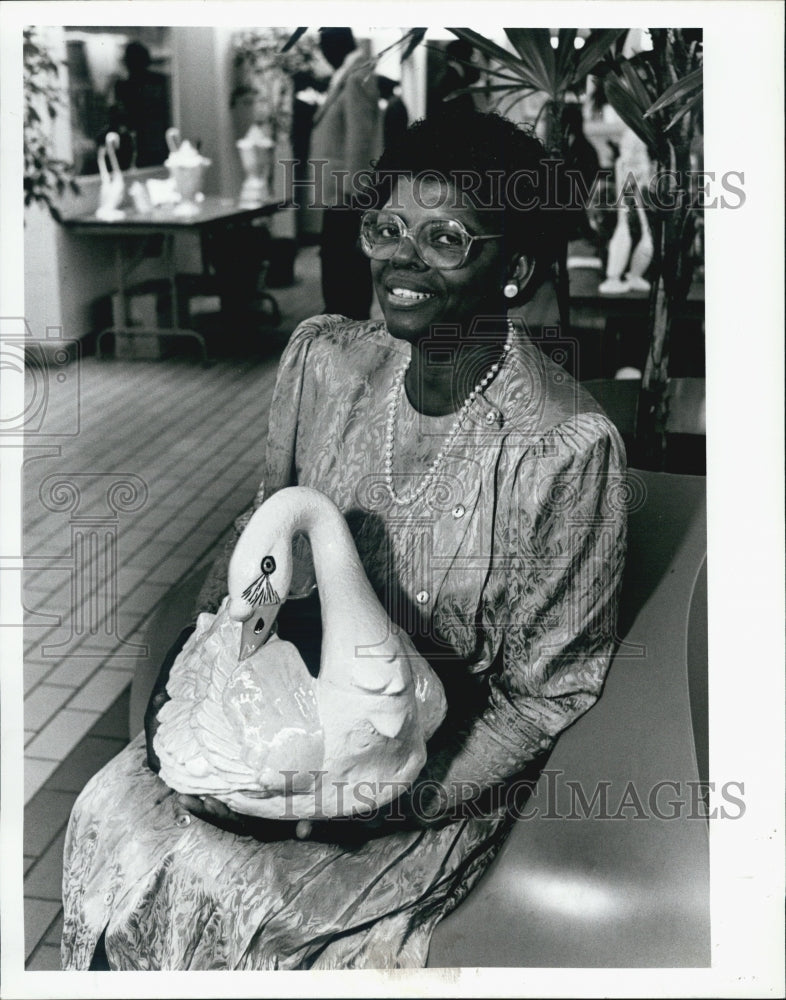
[253,617,265,634]
[261,555,276,575]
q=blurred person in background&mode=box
[113,40,171,168]
[377,74,409,152]
[310,28,383,320]
[430,38,480,116]
[560,102,604,245]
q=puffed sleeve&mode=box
[409,414,628,819]
[190,319,319,617]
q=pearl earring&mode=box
[503,281,519,299]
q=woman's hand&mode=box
[173,795,416,844]
[174,793,313,840]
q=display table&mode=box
[569,265,705,310]
[62,197,281,364]
[569,265,705,378]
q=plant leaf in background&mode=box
[645,67,703,115]
[399,28,428,63]
[602,70,660,152]
[620,60,655,118]
[661,91,702,133]
[446,28,539,84]
[23,26,79,222]
[503,28,557,95]
[571,28,627,83]
[280,27,308,54]
[554,28,578,83]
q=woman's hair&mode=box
[371,109,570,293]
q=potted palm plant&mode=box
[393,28,704,468]
[425,28,704,469]
[595,29,704,467]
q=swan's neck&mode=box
[288,495,369,619]
[107,140,121,177]
[98,150,109,184]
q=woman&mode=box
[61,111,627,970]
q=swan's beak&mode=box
[238,602,281,661]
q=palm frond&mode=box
[279,28,308,54]
[399,28,428,62]
[371,27,428,65]
[446,28,539,84]
[620,60,655,115]
[554,29,578,82]
[503,28,557,95]
[662,91,702,132]
[423,44,530,85]
[603,71,658,150]
[446,84,537,99]
[571,28,627,82]
[644,68,703,116]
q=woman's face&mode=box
[370,177,510,343]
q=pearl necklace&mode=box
[384,319,515,506]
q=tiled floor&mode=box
[22,245,327,968]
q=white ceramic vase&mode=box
[237,124,275,208]
[165,131,211,217]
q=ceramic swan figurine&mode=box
[154,487,447,819]
[95,132,126,221]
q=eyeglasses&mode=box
[359,210,503,270]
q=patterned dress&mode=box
[61,315,627,970]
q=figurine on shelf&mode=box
[236,123,275,208]
[95,132,126,221]
[599,129,654,295]
[165,127,211,216]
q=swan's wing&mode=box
[157,603,256,791]
[164,610,216,701]
[312,628,447,811]
[345,629,446,741]
[157,598,327,804]
[221,634,324,781]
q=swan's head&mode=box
[227,502,295,657]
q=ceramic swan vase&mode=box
[95,132,126,221]
[154,487,447,819]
